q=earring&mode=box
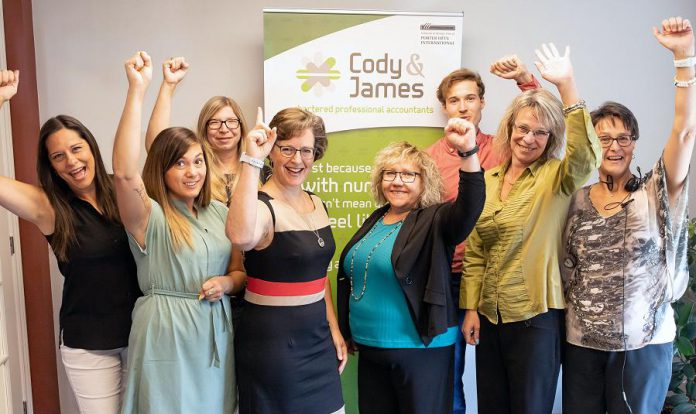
[632,154,635,160]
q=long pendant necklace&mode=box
[274,188,325,247]
[302,212,325,248]
[348,214,403,301]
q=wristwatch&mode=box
[457,145,479,158]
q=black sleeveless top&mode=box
[47,198,141,349]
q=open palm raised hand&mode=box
[534,43,573,86]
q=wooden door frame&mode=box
[3,0,60,412]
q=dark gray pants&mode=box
[357,344,454,414]
[563,342,672,414]
[476,309,563,414]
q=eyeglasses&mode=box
[598,135,635,148]
[382,170,420,183]
[207,119,240,130]
[274,144,315,160]
[513,124,550,139]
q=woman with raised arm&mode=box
[227,107,345,413]
[112,51,243,413]
[561,17,695,413]
[460,43,601,413]
[145,57,249,204]
[336,118,484,414]
[0,70,141,414]
[146,57,250,327]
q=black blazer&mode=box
[337,170,485,346]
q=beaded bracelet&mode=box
[562,99,586,116]
[674,76,696,88]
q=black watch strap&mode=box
[457,145,479,158]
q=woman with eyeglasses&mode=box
[0,70,141,414]
[334,121,483,413]
[460,43,601,414]
[227,107,346,413]
[146,57,248,205]
[146,57,250,328]
[114,52,243,413]
[561,17,695,413]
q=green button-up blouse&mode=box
[460,107,601,324]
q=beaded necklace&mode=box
[348,214,403,301]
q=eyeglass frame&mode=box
[513,123,551,139]
[207,118,241,130]
[382,170,421,183]
[274,144,316,160]
[598,135,636,148]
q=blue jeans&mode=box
[563,342,672,414]
[453,309,466,414]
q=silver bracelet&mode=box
[240,152,264,169]
[674,76,696,88]
[674,56,696,68]
[562,99,586,116]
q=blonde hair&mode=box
[196,96,248,203]
[143,127,212,250]
[494,89,566,165]
[371,141,444,209]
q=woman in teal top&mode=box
[337,118,484,414]
[113,51,245,413]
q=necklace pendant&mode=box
[317,237,325,248]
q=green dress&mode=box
[121,199,236,413]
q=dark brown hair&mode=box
[590,101,640,140]
[37,115,120,261]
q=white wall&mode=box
[30,0,696,413]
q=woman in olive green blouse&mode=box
[460,43,601,414]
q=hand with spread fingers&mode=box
[534,43,573,87]
[490,54,533,84]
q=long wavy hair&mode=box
[143,127,212,250]
[196,96,248,203]
[37,116,120,261]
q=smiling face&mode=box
[269,128,316,187]
[206,105,241,155]
[595,117,635,181]
[45,128,97,197]
[380,160,424,214]
[164,143,207,204]
[443,80,485,127]
[510,107,550,168]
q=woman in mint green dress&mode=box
[113,51,245,413]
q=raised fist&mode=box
[163,57,189,86]
[0,69,19,103]
[124,51,152,90]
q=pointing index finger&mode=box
[256,107,265,126]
